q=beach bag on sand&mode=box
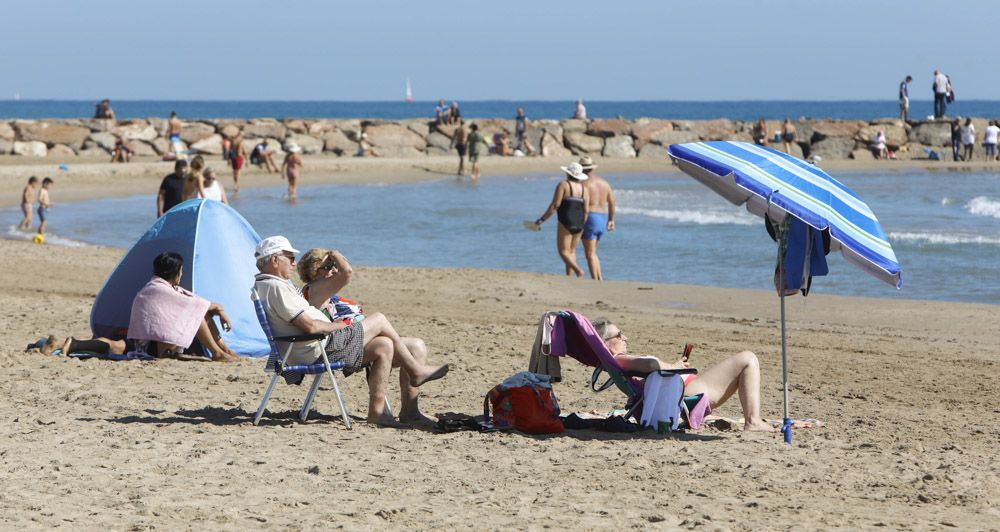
[484,372,563,434]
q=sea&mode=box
[5,169,999,306]
[2,99,999,121]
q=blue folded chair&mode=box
[250,288,353,428]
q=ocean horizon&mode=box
[2,99,999,121]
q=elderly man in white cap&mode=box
[532,162,591,277]
[253,236,449,427]
[579,156,615,280]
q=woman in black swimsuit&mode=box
[533,162,591,277]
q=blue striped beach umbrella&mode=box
[667,141,902,443]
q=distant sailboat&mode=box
[405,79,413,103]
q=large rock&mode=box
[77,147,107,158]
[539,131,572,158]
[602,135,636,158]
[190,134,224,155]
[855,124,907,149]
[322,130,358,156]
[649,129,700,146]
[47,144,76,158]
[474,119,514,140]
[774,142,805,160]
[88,131,118,151]
[13,141,47,157]
[587,119,631,138]
[808,120,866,142]
[150,137,171,155]
[561,119,588,133]
[131,141,159,157]
[426,131,452,150]
[850,148,875,161]
[0,122,14,141]
[425,146,451,156]
[308,120,337,135]
[908,121,952,147]
[688,119,735,140]
[632,119,673,151]
[365,123,426,150]
[403,120,431,138]
[219,123,242,139]
[180,122,217,144]
[809,137,856,160]
[80,119,114,132]
[637,142,667,159]
[243,119,287,139]
[433,123,459,139]
[0,139,12,154]
[284,119,309,134]
[114,122,158,142]
[563,131,604,155]
[285,133,324,154]
[15,121,91,149]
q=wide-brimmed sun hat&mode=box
[286,143,302,153]
[560,161,588,181]
[578,156,597,170]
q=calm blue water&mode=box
[2,100,1000,121]
[5,170,1000,305]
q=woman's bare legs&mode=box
[362,336,403,427]
[556,223,584,277]
[360,313,448,386]
[393,337,435,425]
[53,337,126,356]
[196,317,239,362]
[684,350,773,432]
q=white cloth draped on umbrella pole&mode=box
[667,140,902,443]
[667,141,901,289]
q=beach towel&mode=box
[127,276,210,348]
[527,311,562,381]
[769,216,829,296]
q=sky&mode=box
[2,1,997,101]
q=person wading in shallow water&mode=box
[533,162,591,277]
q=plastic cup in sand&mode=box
[523,220,541,232]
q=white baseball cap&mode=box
[254,235,300,259]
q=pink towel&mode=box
[127,277,210,348]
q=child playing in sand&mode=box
[18,176,38,231]
[36,177,53,235]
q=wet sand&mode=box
[1,238,998,530]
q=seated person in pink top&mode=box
[590,318,773,432]
[42,252,239,362]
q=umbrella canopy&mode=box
[667,141,902,289]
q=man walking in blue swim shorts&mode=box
[580,156,615,280]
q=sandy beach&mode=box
[2,225,999,529]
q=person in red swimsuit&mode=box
[229,132,248,194]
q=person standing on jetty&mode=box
[781,119,797,154]
[533,162,591,277]
[961,118,976,161]
[899,75,912,121]
[229,132,248,195]
[19,176,38,231]
[167,111,183,158]
[752,118,768,146]
[466,123,487,180]
[450,120,468,176]
[36,177,54,235]
[933,70,949,119]
[580,156,615,280]
[435,99,448,125]
[574,99,587,120]
[514,107,534,155]
[281,143,303,200]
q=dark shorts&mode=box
[231,155,244,170]
[468,151,480,163]
[456,143,467,156]
[324,320,365,376]
[37,206,48,222]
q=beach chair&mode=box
[540,310,703,430]
[250,288,354,428]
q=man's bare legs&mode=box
[360,313,448,386]
[393,337,435,425]
[362,336,403,427]
[582,238,602,280]
[684,351,774,432]
[556,224,583,277]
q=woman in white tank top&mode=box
[201,168,228,204]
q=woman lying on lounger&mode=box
[591,318,774,432]
[41,252,240,362]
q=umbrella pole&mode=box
[778,230,793,444]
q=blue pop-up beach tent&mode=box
[90,199,269,357]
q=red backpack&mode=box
[484,374,564,434]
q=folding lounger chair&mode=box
[540,310,707,431]
[251,288,354,428]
